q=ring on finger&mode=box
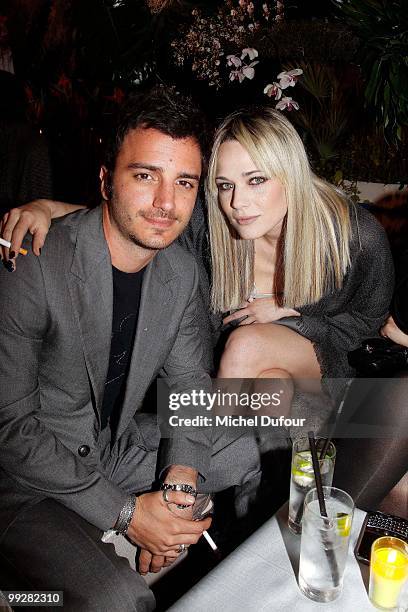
[177,544,187,553]
[162,489,171,503]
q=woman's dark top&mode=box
[180,200,395,380]
[275,204,394,379]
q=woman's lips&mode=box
[234,216,260,225]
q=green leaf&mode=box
[365,61,382,104]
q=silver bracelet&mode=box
[160,483,197,496]
[160,483,197,509]
[115,494,137,535]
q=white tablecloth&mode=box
[169,504,375,612]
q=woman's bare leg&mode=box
[218,323,321,384]
[217,323,322,421]
[255,368,294,417]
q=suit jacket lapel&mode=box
[67,207,181,434]
[68,207,113,422]
[115,249,179,440]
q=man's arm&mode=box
[157,260,214,483]
[0,250,129,530]
[0,242,211,559]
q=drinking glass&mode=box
[167,493,216,552]
[298,486,354,603]
[369,536,408,610]
[288,437,336,534]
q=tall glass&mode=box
[298,486,354,603]
[288,437,336,534]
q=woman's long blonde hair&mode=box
[206,107,352,312]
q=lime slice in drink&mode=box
[336,512,352,537]
[291,451,314,487]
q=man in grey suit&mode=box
[0,89,260,610]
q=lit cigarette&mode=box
[0,237,27,256]
[203,530,218,551]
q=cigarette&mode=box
[0,237,27,256]
[203,530,218,551]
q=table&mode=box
[169,503,374,612]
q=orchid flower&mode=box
[227,48,259,83]
[241,48,258,61]
[263,82,282,100]
[241,62,258,79]
[276,96,299,111]
[229,61,258,82]
[226,55,242,68]
[277,68,303,89]
[229,70,246,83]
[264,67,302,110]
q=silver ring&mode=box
[177,544,187,553]
[162,489,171,503]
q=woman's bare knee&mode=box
[218,322,321,380]
[253,368,294,417]
[218,326,267,377]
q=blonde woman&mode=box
[206,107,393,389]
[1,107,394,388]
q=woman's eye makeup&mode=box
[217,182,234,191]
[249,176,267,185]
[216,176,267,190]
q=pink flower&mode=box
[242,62,258,79]
[263,82,282,100]
[241,47,258,61]
[229,70,245,83]
[226,55,242,68]
[227,48,258,83]
[229,61,258,82]
[276,96,300,111]
[277,68,303,89]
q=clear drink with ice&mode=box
[298,487,354,603]
[288,438,336,534]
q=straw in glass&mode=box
[308,431,340,586]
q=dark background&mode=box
[1,0,407,204]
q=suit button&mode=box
[78,445,90,457]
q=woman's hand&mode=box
[0,199,84,262]
[381,315,408,348]
[223,298,300,326]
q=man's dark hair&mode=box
[104,86,210,179]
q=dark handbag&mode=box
[348,337,408,376]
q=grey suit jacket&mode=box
[0,206,213,531]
